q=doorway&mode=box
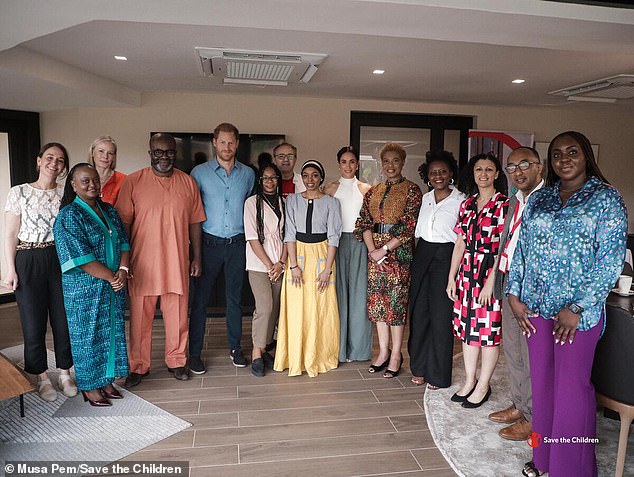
[0,109,40,303]
[350,111,474,185]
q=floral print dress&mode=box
[452,192,508,346]
[355,178,422,326]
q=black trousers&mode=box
[14,247,72,374]
[407,239,454,388]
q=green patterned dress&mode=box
[54,196,130,390]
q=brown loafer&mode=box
[488,405,523,424]
[499,417,532,441]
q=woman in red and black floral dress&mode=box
[446,153,508,408]
[355,143,422,378]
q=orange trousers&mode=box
[128,293,188,373]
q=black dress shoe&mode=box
[462,386,492,409]
[262,352,275,369]
[450,381,478,403]
[251,358,265,377]
[168,366,190,381]
[125,371,149,388]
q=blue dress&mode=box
[54,197,130,390]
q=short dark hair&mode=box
[458,152,508,196]
[510,146,541,163]
[213,122,239,140]
[546,131,608,186]
[418,149,458,186]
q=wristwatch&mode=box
[382,244,390,253]
[567,303,584,315]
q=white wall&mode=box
[40,91,634,229]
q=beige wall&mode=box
[41,91,634,229]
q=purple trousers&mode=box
[526,315,602,477]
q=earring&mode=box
[427,181,432,187]
[449,178,455,185]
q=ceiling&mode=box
[0,0,633,111]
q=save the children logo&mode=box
[527,431,542,448]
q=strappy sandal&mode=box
[522,461,544,477]
[38,378,58,402]
[58,374,78,397]
[427,384,439,390]
[411,376,425,386]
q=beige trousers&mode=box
[248,271,282,349]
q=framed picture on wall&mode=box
[151,132,286,174]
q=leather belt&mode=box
[373,223,395,234]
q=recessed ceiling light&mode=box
[512,79,525,84]
[114,56,128,61]
[373,69,385,75]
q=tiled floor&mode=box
[0,303,457,476]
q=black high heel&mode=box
[450,380,478,403]
[82,390,112,407]
[368,349,391,373]
[100,385,123,399]
[462,386,492,409]
[383,352,403,378]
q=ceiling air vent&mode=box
[548,74,634,103]
[196,47,327,86]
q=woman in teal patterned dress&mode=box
[54,163,130,407]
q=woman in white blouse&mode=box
[3,143,77,401]
[408,150,465,389]
[324,146,372,362]
[243,162,287,377]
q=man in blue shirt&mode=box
[189,123,255,373]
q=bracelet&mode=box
[119,266,130,272]
[290,265,298,270]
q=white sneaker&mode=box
[38,378,58,402]
[57,374,78,398]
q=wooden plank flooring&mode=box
[0,303,457,476]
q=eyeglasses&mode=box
[261,175,279,182]
[151,149,177,159]
[274,153,296,160]
[504,160,539,174]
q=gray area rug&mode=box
[0,345,191,472]
[424,352,633,477]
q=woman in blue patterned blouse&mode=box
[507,131,627,477]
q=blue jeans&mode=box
[190,233,246,355]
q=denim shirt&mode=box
[191,159,255,238]
[506,176,627,331]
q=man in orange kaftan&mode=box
[116,133,205,386]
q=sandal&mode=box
[38,378,58,402]
[427,384,439,390]
[58,374,78,398]
[411,376,425,386]
[522,461,544,477]
[383,353,403,378]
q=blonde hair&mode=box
[88,136,117,170]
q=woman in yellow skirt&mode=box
[274,160,342,377]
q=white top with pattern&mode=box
[5,183,63,243]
